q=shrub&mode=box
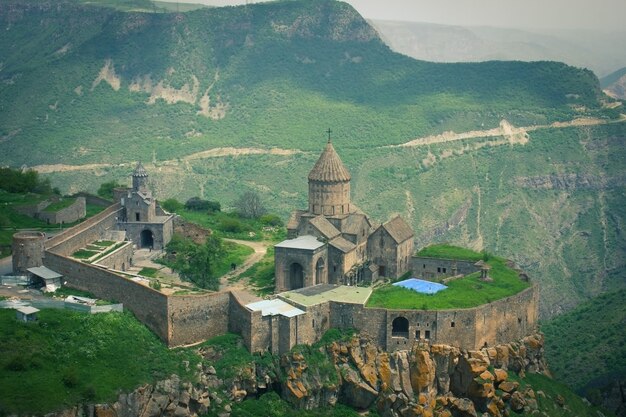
[184,197,220,212]
[97,181,122,200]
[160,198,183,213]
[220,217,244,233]
[260,213,283,227]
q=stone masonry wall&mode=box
[39,197,86,225]
[411,256,479,280]
[93,242,133,271]
[167,292,230,347]
[229,292,258,352]
[45,204,122,255]
[330,302,388,347]
[295,302,331,347]
[43,252,169,341]
[328,285,538,352]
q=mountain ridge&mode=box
[1,0,625,319]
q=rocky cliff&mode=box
[42,333,570,417]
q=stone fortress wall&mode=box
[15,197,86,225]
[328,285,538,352]
[12,231,46,273]
[14,199,538,353]
[39,197,86,225]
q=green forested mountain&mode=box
[1,0,625,316]
[542,290,626,415]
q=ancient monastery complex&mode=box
[8,139,538,355]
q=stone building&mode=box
[368,216,414,278]
[114,163,173,250]
[274,139,414,292]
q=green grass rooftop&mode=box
[366,244,530,310]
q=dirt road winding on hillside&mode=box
[219,238,269,292]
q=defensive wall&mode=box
[15,197,86,225]
[44,251,170,341]
[167,292,230,347]
[45,204,122,255]
[92,242,133,271]
[33,201,538,354]
[328,284,538,352]
[40,203,235,347]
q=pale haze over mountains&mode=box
[179,0,626,77]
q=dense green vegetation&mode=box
[0,169,105,257]
[367,245,529,309]
[160,234,253,289]
[177,207,286,242]
[232,392,372,417]
[541,290,626,403]
[507,371,610,417]
[43,197,77,212]
[0,0,609,168]
[0,309,197,415]
[0,0,623,317]
[416,244,487,261]
[0,167,52,195]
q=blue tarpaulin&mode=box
[393,278,447,294]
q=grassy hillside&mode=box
[0,309,197,415]
[0,0,608,167]
[541,290,626,402]
[0,0,624,317]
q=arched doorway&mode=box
[315,258,325,285]
[289,263,304,290]
[140,229,154,249]
[391,316,409,338]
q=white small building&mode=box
[15,306,39,322]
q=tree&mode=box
[184,197,220,213]
[97,180,122,200]
[160,198,183,213]
[167,234,224,290]
[233,191,266,219]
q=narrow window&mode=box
[415,330,420,339]
[437,267,441,273]
[135,212,140,221]
[443,267,447,273]
[425,330,431,339]
[423,264,426,269]
[451,321,455,328]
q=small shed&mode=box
[15,306,39,322]
[27,266,63,291]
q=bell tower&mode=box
[307,130,351,216]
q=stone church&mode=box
[113,162,174,250]
[274,139,414,292]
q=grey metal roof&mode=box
[16,306,39,315]
[27,266,62,280]
[275,235,325,250]
[245,299,305,318]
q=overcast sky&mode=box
[180,0,626,31]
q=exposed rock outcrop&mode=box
[43,333,550,417]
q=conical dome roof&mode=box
[308,141,351,182]
[132,162,149,177]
